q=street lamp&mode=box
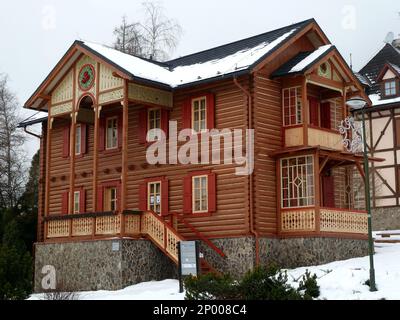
[347,97,377,292]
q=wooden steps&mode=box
[374,231,400,244]
[200,258,220,276]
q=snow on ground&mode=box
[29,233,400,300]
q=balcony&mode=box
[284,125,344,151]
[280,207,368,237]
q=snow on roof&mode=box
[389,62,400,75]
[369,93,400,106]
[83,28,297,88]
[289,44,333,73]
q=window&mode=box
[281,156,315,208]
[192,97,207,132]
[193,176,208,213]
[75,125,82,155]
[106,117,118,150]
[283,87,302,126]
[385,80,397,97]
[148,109,161,141]
[148,182,162,214]
[104,187,118,212]
[73,191,80,214]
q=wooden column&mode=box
[342,86,347,119]
[44,113,52,240]
[302,76,309,146]
[120,80,129,236]
[93,104,100,212]
[69,111,76,214]
[314,150,321,234]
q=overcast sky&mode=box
[0,0,399,158]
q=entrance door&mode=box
[320,102,331,129]
[308,97,319,127]
[322,172,335,208]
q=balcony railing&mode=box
[280,207,368,236]
[45,210,183,262]
[284,125,344,151]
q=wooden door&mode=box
[308,97,319,127]
[320,102,331,129]
[322,174,335,208]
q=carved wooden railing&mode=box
[280,207,367,236]
[320,208,368,234]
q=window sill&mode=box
[102,148,122,155]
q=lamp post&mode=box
[347,97,377,292]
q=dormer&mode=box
[376,63,400,99]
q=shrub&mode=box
[184,266,320,301]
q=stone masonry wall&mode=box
[372,207,400,231]
[34,239,177,293]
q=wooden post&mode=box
[93,104,100,212]
[44,112,52,241]
[69,111,76,214]
[342,86,347,119]
[302,76,309,146]
[120,80,129,236]
[314,150,321,234]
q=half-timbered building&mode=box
[22,19,374,292]
[358,38,400,230]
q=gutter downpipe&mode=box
[24,126,42,139]
[233,76,260,266]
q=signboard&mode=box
[178,241,200,293]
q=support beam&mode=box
[93,104,100,212]
[69,111,76,214]
[302,76,309,146]
[314,150,321,234]
[355,161,366,180]
[120,80,129,236]
[44,112,52,240]
[319,156,330,174]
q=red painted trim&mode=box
[76,92,96,109]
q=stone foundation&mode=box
[201,236,369,277]
[372,207,400,231]
[34,239,177,293]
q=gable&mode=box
[382,69,397,80]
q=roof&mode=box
[271,44,334,77]
[81,19,314,88]
[354,72,371,87]
[25,18,320,110]
[18,114,47,128]
[359,43,400,94]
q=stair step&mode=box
[374,239,400,244]
[376,232,400,238]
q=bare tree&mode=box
[140,1,182,61]
[113,16,144,56]
[113,1,182,61]
[0,74,26,208]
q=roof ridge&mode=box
[166,18,315,65]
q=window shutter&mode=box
[117,183,122,212]
[182,99,192,130]
[208,173,216,213]
[139,182,148,211]
[81,123,88,154]
[183,176,192,214]
[98,118,105,151]
[97,186,104,212]
[161,109,169,139]
[161,179,169,216]
[62,125,70,158]
[206,94,215,130]
[320,102,331,129]
[61,191,69,215]
[138,109,148,144]
[80,188,86,214]
[118,113,123,149]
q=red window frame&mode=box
[138,108,169,144]
[62,123,88,159]
[61,187,86,215]
[97,180,121,213]
[139,177,169,216]
[182,93,215,132]
[98,111,123,153]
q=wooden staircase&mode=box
[142,210,224,276]
[374,231,400,244]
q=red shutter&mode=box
[81,123,88,154]
[98,118,105,151]
[138,109,148,144]
[62,126,70,158]
[206,94,215,130]
[79,188,86,214]
[182,98,192,130]
[208,173,216,213]
[61,191,69,215]
[161,179,169,216]
[183,176,192,214]
[321,102,331,129]
[97,186,104,212]
[139,182,148,211]
[117,183,122,212]
[161,109,169,139]
[309,97,319,127]
[118,113,123,149]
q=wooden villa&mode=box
[22,18,376,292]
